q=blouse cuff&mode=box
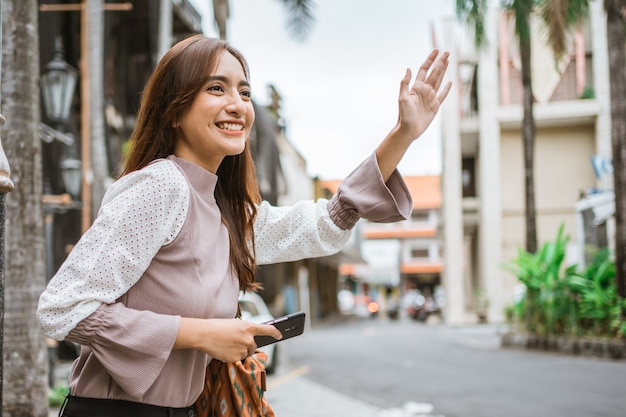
[67,303,180,397]
[328,152,413,230]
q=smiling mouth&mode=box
[216,122,244,132]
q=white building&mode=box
[436,1,611,324]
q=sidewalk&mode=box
[266,370,381,417]
[265,366,445,417]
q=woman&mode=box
[37,34,450,416]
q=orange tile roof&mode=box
[319,175,440,210]
[339,262,443,276]
[339,263,359,275]
[362,227,437,239]
[400,262,442,274]
[318,179,341,194]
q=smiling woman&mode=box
[36,33,450,416]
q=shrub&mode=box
[504,224,625,339]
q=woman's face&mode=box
[174,51,255,173]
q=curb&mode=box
[501,332,626,360]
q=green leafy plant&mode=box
[503,223,625,339]
[568,248,622,337]
[49,385,69,407]
[504,224,575,334]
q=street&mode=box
[265,314,626,417]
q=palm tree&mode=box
[457,0,538,253]
[212,0,315,41]
[1,0,50,415]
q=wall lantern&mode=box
[60,155,82,199]
[40,36,79,124]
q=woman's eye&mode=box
[241,90,252,99]
[207,85,224,93]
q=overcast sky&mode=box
[190,0,453,179]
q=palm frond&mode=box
[537,0,589,60]
[280,0,316,42]
[456,0,489,49]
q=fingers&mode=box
[398,67,412,101]
[429,52,449,92]
[241,346,256,361]
[416,49,440,82]
[239,341,257,361]
[413,49,450,94]
[438,80,453,103]
[238,324,281,361]
[256,323,283,341]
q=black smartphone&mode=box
[254,311,306,348]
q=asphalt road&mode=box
[266,314,626,417]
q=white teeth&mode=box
[217,122,243,131]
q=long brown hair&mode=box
[123,34,261,292]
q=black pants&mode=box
[60,395,196,417]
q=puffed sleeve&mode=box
[254,152,412,264]
[327,152,413,230]
[36,160,189,340]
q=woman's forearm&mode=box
[375,125,414,182]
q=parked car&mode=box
[238,291,278,374]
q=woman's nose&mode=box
[225,92,246,115]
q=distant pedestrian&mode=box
[36,34,450,416]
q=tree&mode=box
[211,0,315,41]
[457,0,538,253]
[1,0,49,416]
[604,0,626,298]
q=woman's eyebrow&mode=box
[207,75,250,88]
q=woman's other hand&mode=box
[175,317,283,362]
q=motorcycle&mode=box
[406,293,439,322]
[386,298,399,320]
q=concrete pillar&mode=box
[478,0,504,323]
[441,16,466,325]
[590,1,612,190]
[158,0,173,61]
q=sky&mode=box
[190,0,454,180]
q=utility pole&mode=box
[0,1,16,412]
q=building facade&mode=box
[436,1,610,324]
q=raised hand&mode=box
[397,49,451,141]
[375,49,452,181]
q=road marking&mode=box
[267,365,311,389]
[378,401,445,417]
